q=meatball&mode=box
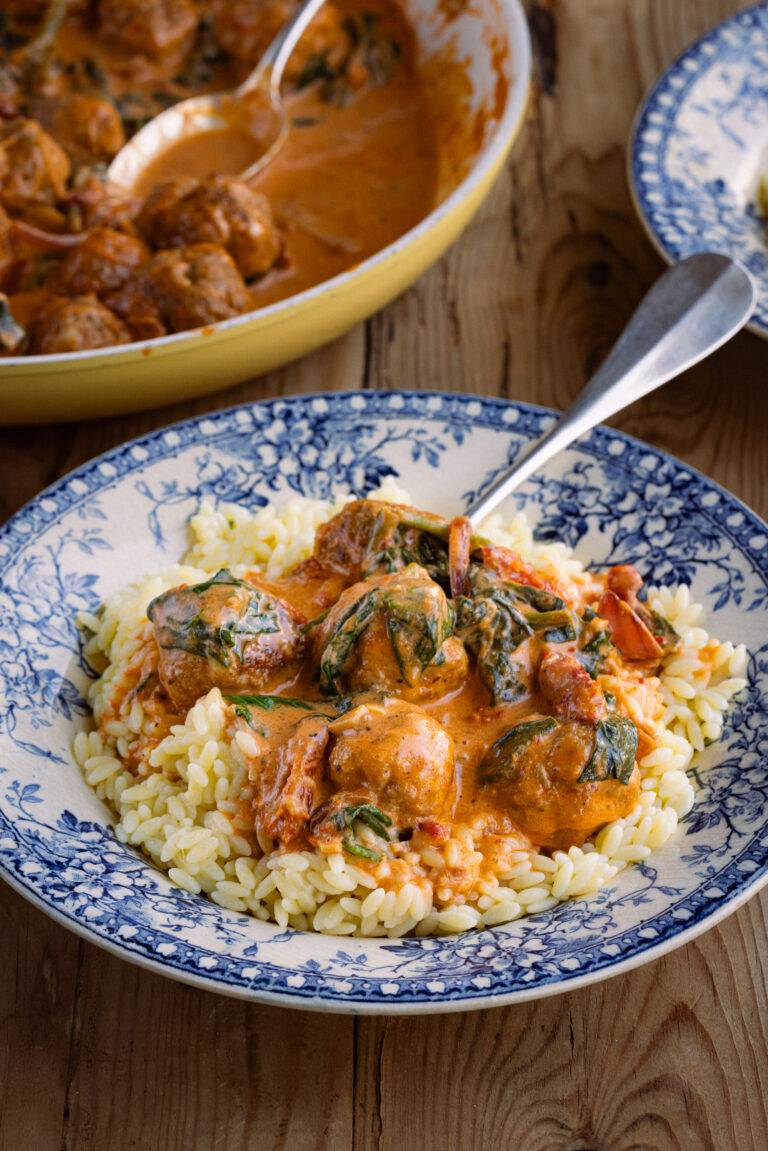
[312,499,452,582]
[63,176,141,233]
[210,0,351,80]
[57,228,151,297]
[480,716,640,849]
[312,564,465,701]
[538,650,607,723]
[105,242,253,339]
[313,499,401,577]
[137,176,282,280]
[148,568,306,711]
[209,0,282,62]
[346,629,467,702]
[0,118,70,213]
[283,4,354,83]
[327,697,455,823]
[24,296,132,354]
[28,94,125,170]
[97,0,198,56]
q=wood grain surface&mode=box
[3,2,768,1148]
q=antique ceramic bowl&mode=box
[630,2,768,337]
[1,391,767,1013]
[0,0,531,424]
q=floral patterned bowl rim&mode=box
[1,389,767,1014]
[629,2,768,337]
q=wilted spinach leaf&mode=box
[371,526,451,590]
[225,692,355,728]
[319,566,454,694]
[527,608,576,644]
[224,692,315,714]
[478,717,559,786]
[647,608,682,655]
[578,715,638,784]
[319,589,378,693]
[505,581,566,612]
[455,567,577,703]
[331,802,394,861]
[148,569,282,668]
[575,606,615,677]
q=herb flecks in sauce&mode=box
[330,802,394,861]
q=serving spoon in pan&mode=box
[442,253,756,596]
[107,0,328,191]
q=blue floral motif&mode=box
[631,3,768,335]
[0,391,767,1011]
[684,644,768,865]
[467,428,765,607]
[135,417,452,544]
[0,530,103,760]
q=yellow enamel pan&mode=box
[0,0,531,424]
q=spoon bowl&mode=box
[107,0,328,191]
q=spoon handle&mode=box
[237,0,329,98]
[465,252,756,527]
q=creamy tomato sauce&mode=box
[249,76,439,304]
[116,499,677,883]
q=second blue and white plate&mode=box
[630,3,768,336]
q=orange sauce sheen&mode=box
[250,76,439,303]
[134,128,268,191]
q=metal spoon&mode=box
[465,252,756,527]
[107,0,328,191]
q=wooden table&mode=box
[3,2,768,1147]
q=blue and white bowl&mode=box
[1,391,768,1012]
[630,3,768,336]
